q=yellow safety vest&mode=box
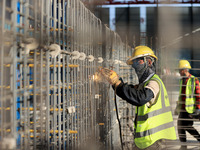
[134,74,177,149]
[179,75,196,114]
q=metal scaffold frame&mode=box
[0,0,133,149]
[1,0,200,150]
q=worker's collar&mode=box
[143,73,155,83]
[139,67,155,83]
[182,73,191,79]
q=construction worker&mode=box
[175,60,200,149]
[100,46,177,150]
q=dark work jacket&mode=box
[113,78,154,106]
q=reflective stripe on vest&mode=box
[137,107,172,121]
[135,121,174,138]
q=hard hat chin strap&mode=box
[146,56,156,72]
[144,56,155,67]
[151,58,155,65]
[144,57,148,69]
[144,57,147,64]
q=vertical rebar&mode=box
[62,1,66,149]
[40,0,44,148]
[58,1,62,150]
[11,1,18,149]
[0,0,6,140]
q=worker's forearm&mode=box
[114,82,154,106]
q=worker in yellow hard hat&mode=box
[126,46,158,83]
[100,46,177,150]
[175,60,200,150]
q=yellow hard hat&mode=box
[126,46,158,65]
[179,60,191,69]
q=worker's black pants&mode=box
[134,139,167,150]
[178,112,200,142]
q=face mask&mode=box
[132,62,146,81]
[132,58,142,69]
[132,63,145,72]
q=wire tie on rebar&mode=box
[60,50,71,55]
[79,52,86,60]
[114,60,120,64]
[119,61,127,66]
[68,130,78,134]
[67,106,76,114]
[20,38,39,54]
[97,57,103,63]
[87,55,95,62]
[71,51,80,60]
[48,44,61,58]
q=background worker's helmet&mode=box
[178,60,191,69]
[126,46,158,65]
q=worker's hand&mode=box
[174,101,180,115]
[189,109,200,119]
[174,109,178,115]
[99,67,121,86]
[195,109,200,115]
[109,70,121,86]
